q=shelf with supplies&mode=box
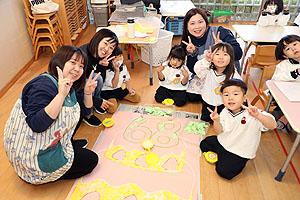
[53,0,88,45]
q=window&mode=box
[193,0,299,22]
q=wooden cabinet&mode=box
[53,0,88,45]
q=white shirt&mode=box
[102,64,131,91]
[257,12,290,27]
[217,108,274,159]
[194,58,242,106]
[272,59,300,81]
[159,61,191,91]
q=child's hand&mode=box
[99,54,115,66]
[84,70,101,95]
[205,46,217,62]
[182,36,196,53]
[101,99,114,110]
[262,8,269,13]
[284,5,289,11]
[207,106,220,121]
[180,67,189,78]
[112,60,121,72]
[57,67,72,98]
[129,88,136,95]
[212,31,222,44]
[242,98,260,117]
[157,63,166,73]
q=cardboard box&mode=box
[212,10,233,23]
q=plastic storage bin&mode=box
[92,4,108,26]
[165,17,184,36]
[141,29,174,66]
[212,10,233,23]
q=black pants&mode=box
[60,118,98,180]
[101,88,129,100]
[58,141,98,180]
[201,101,225,122]
[186,92,203,102]
[200,136,249,180]
[155,86,187,107]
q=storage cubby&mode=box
[53,0,88,45]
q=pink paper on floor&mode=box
[67,111,202,200]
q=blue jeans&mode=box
[235,60,240,74]
[85,73,103,108]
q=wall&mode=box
[0,0,33,91]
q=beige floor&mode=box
[0,22,299,200]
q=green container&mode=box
[207,15,213,23]
[212,10,233,23]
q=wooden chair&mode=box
[242,42,258,74]
[251,64,277,108]
[22,0,64,60]
[22,0,62,37]
[33,31,61,54]
[30,23,64,46]
[244,45,280,85]
[34,39,60,61]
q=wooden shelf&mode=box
[53,0,88,45]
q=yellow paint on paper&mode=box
[105,144,185,172]
[69,179,193,200]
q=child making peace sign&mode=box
[200,79,276,180]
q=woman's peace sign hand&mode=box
[57,67,72,98]
[99,54,115,66]
[182,36,196,53]
[84,70,101,95]
[207,106,219,121]
[212,31,222,44]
